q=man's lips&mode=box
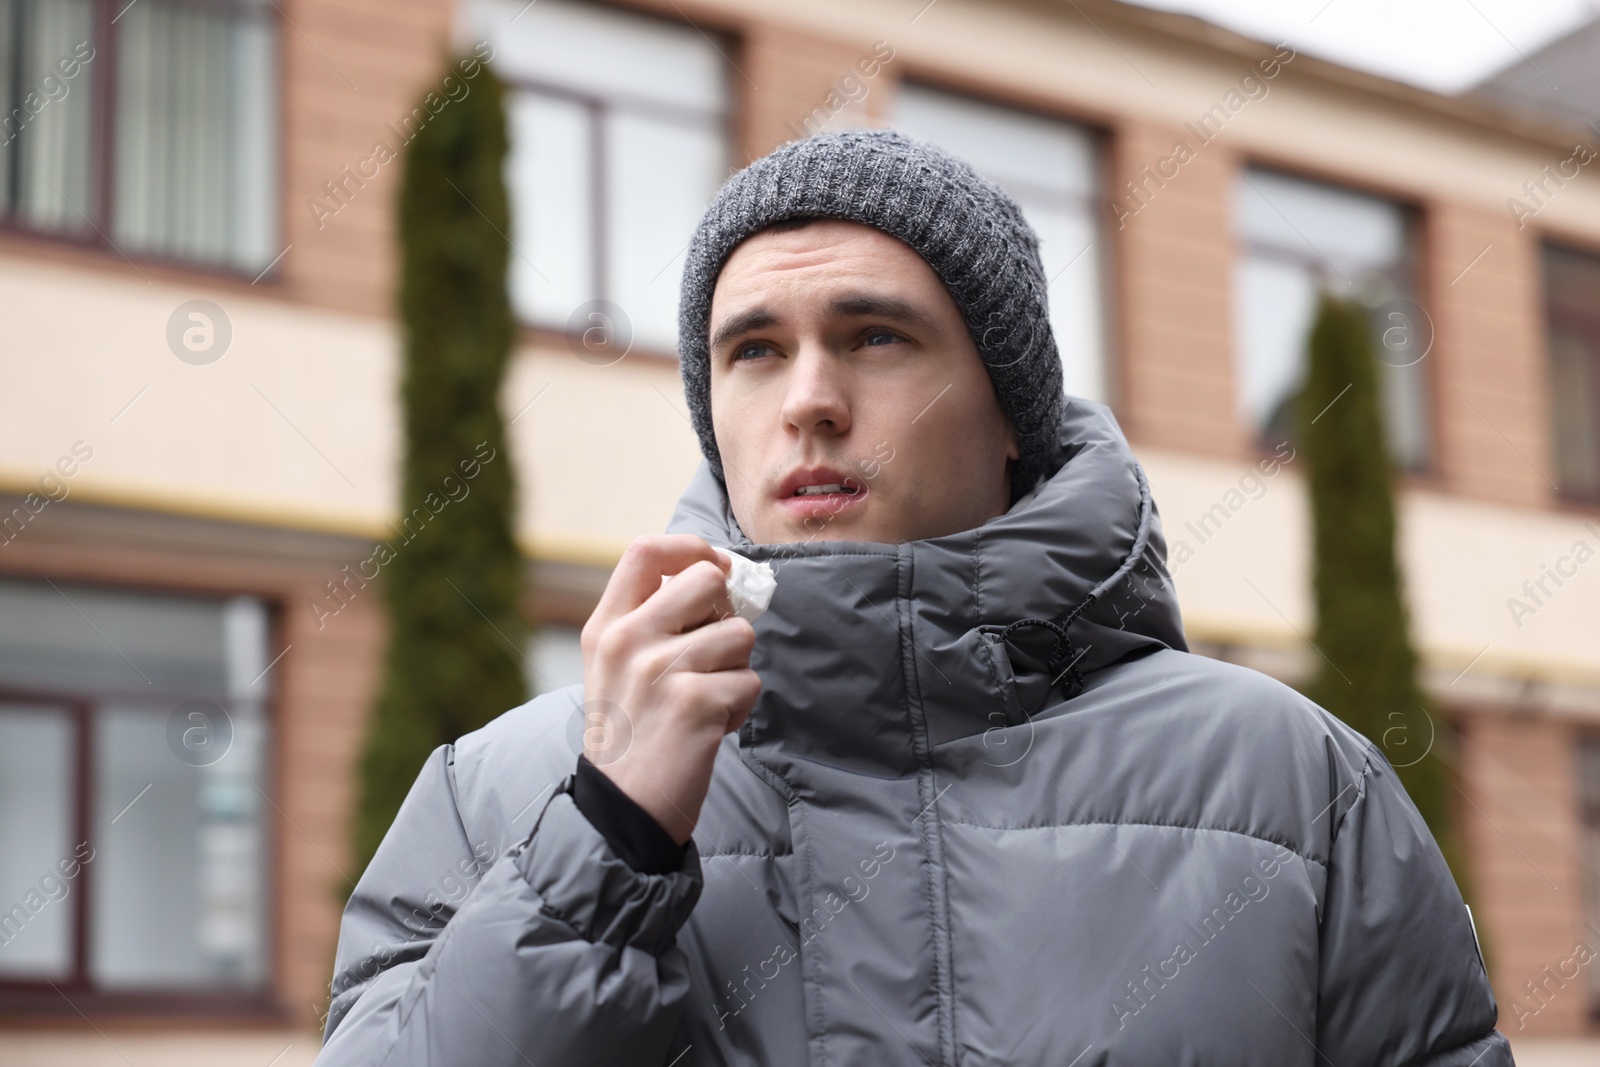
[773,464,871,523]
[771,483,864,524]
[774,483,869,521]
[776,465,862,498]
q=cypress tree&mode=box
[352,57,528,879]
[1300,292,1470,902]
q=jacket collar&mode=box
[664,398,1188,777]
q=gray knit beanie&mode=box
[677,128,1066,504]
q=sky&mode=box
[1122,0,1600,93]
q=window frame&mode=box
[0,0,286,283]
[1230,159,1434,474]
[501,70,728,346]
[888,73,1117,407]
[488,0,737,360]
[1574,728,1600,1023]
[0,579,284,1020]
[0,689,91,1001]
[1538,238,1600,506]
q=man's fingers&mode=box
[646,616,755,682]
[689,667,762,735]
[638,559,737,636]
[591,535,729,632]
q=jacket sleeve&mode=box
[315,744,703,1067]
[1315,741,1515,1066]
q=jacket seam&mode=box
[1329,743,1378,844]
[374,751,474,1067]
[701,848,793,859]
[898,545,957,1067]
[441,744,479,852]
[972,524,983,623]
[943,817,1330,868]
[793,795,832,1066]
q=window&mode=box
[1578,735,1600,1017]
[1233,168,1428,469]
[0,0,279,273]
[1542,244,1600,500]
[527,623,583,697]
[0,579,272,1003]
[464,0,730,354]
[892,84,1108,402]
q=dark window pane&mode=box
[0,705,76,980]
[90,697,269,989]
[1577,736,1600,1015]
[0,0,97,235]
[1543,244,1600,498]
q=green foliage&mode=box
[1300,293,1472,905]
[352,58,528,881]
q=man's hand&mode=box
[579,534,762,846]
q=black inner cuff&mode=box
[571,754,687,876]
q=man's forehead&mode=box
[710,223,945,327]
[708,292,944,350]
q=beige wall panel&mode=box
[1142,448,1600,691]
[1460,715,1592,1036]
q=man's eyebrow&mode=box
[710,307,780,352]
[828,293,940,333]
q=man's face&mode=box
[708,219,1019,546]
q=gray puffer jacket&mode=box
[318,399,1511,1066]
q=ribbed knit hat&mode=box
[677,128,1065,504]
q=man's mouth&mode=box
[774,464,872,524]
[776,477,869,522]
[791,483,859,496]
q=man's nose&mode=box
[779,344,852,438]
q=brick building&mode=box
[0,0,1597,1061]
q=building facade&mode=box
[1,0,1598,1056]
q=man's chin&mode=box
[750,505,882,547]
[760,491,872,542]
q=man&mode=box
[317,130,1510,1065]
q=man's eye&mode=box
[732,341,772,361]
[862,329,903,347]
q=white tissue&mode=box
[659,549,777,623]
[720,549,777,623]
